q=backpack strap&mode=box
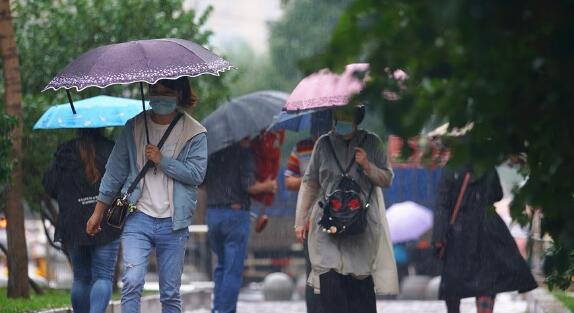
[325,136,346,174]
[324,132,375,203]
[324,132,370,174]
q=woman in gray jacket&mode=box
[295,105,398,313]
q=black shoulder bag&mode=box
[318,134,374,236]
[107,113,183,229]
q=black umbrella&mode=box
[202,91,287,155]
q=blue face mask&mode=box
[334,121,355,136]
[149,96,177,115]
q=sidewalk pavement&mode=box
[185,291,528,313]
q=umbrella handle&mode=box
[66,90,77,115]
[140,82,150,144]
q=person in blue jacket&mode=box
[86,77,207,313]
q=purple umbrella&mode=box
[42,38,232,142]
[386,201,433,243]
[43,38,233,92]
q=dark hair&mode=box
[333,105,366,125]
[157,77,197,108]
[76,128,104,184]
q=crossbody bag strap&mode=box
[125,113,183,195]
[448,172,471,225]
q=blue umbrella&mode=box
[33,95,149,129]
[268,109,332,133]
[268,110,312,132]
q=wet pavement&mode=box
[185,292,528,313]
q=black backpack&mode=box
[318,135,374,236]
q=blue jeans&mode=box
[207,208,250,313]
[67,239,120,313]
[121,211,189,313]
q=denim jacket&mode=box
[97,110,208,231]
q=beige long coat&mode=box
[295,130,399,295]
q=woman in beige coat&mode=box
[294,105,398,313]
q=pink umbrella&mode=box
[284,63,407,112]
[284,63,369,112]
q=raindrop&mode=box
[400,18,410,28]
[434,37,445,48]
[421,78,434,93]
[455,46,465,55]
[532,58,545,71]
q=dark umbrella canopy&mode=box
[202,91,286,155]
[43,38,233,91]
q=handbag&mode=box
[317,134,374,236]
[106,113,183,229]
[438,172,471,259]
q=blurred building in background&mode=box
[185,0,283,53]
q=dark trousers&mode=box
[319,270,377,313]
[304,238,323,313]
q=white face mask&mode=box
[149,96,177,115]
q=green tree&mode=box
[221,40,287,96]
[1,0,230,215]
[268,0,353,91]
[312,0,574,288]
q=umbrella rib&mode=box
[85,45,115,79]
[134,40,152,72]
[162,39,234,74]
[43,40,235,92]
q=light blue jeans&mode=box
[207,208,251,313]
[121,211,189,313]
[67,239,120,313]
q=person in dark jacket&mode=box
[43,128,121,313]
[432,165,538,313]
[204,138,277,313]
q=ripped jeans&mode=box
[121,211,189,313]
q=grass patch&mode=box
[554,291,574,312]
[0,288,70,313]
[0,288,158,312]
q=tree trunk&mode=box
[0,0,30,298]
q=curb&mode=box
[36,288,212,313]
[525,288,570,313]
